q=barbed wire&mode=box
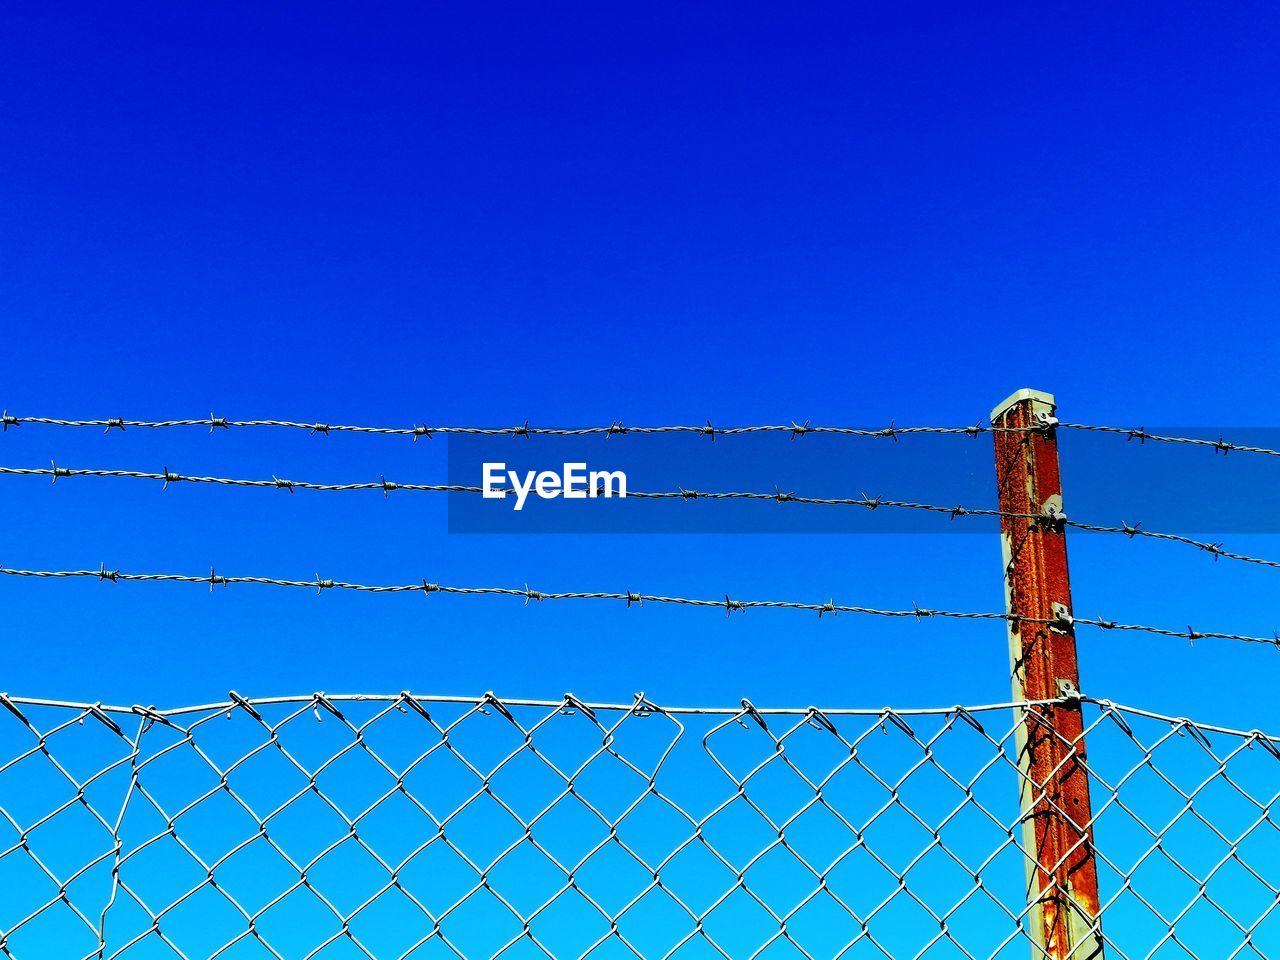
[1058,422,1280,459]
[6,412,1280,459]
[0,563,1275,648]
[0,412,1023,439]
[5,462,1279,571]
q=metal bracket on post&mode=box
[992,389,1106,960]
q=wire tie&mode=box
[952,705,986,734]
[312,692,343,720]
[104,417,126,434]
[482,691,515,721]
[1039,505,1067,530]
[561,693,597,722]
[0,694,30,725]
[228,691,263,720]
[790,420,810,440]
[273,477,295,493]
[130,704,172,726]
[804,706,838,734]
[630,692,660,718]
[88,704,123,735]
[399,691,432,721]
[880,709,915,738]
[738,698,767,730]
[380,475,397,497]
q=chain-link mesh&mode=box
[1,693,1278,960]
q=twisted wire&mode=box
[0,412,1021,439]
[5,463,1278,571]
[0,563,1274,647]
[5,411,1279,460]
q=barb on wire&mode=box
[0,562,1275,648]
[5,463,1280,572]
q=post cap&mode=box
[990,388,1055,423]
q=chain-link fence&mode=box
[2,692,1278,960]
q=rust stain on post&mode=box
[992,389,1105,960]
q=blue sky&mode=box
[2,1,1279,732]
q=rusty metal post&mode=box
[991,389,1105,960]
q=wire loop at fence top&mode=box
[3,690,1280,960]
[1,563,1276,648]
[4,462,1278,572]
[5,410,1280,459]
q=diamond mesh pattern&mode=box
[1,694,1278,960]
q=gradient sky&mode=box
[2,2,1279,733]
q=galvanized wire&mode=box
[6,462,1279,572]
[6,412,1280,460]
[1058,422,1280,459]
[1,692,1278,960]
[0,412,1023,439]
[0,563,1275,648]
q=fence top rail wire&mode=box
[1,691,1277,743]
[5,411,1280,457]
[1,563,1276,648]
[0,691,1070,721]
[5,462,1278,572]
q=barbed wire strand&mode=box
[0,564,1275,648]
[5,412,1280,459]
[4,463,1277,571]
[0,413,1020,439]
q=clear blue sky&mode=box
[2,1,1279,731]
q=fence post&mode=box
[991,389,1105,960]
